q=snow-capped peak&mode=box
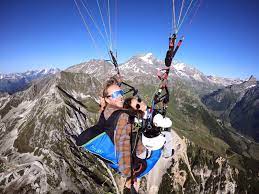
[42,68,49,74]
[139,53,153,64]
[33,68,54,75]
[174,62,187,71]
[246,84,256,90]
[1,68,60,81]
[207,75,243,86]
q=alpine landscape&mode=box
[1,53,258,194]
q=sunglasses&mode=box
[135,98,142,109]
[107,90,124,99]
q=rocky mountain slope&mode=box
[0,56,258,193]
[0,72,114,193]
[0,68,60,94]
[229,84,259,142]
[202,75,259,142]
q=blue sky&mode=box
[0,0,258,79]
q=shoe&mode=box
[163,149,174,158]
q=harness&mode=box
[75,109,161,178]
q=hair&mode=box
[123,97,133,109]
[99,76,120,112]
[102,76,120,98]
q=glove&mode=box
[153,114,172,128]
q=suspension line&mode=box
[177,0,195,33]
[80,0,109,49]
[107,0,113,51]
[96,0,110,46]
[73,0,100,54]
[172,0,177,34]
[177,0,185,28]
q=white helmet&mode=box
[142,133,166,150]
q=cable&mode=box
[189,0,202,25]
[177,0,185,28]
[107,0,113,51]
[177,0,195,33]
[73,0,100,54]
[114,0,118,51]
[96,0,110,46]
[172,0,177,34]
[80,0,109,49]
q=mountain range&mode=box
[0,68,60,94]
[0,53,258,193]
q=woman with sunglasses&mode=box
[101,78,147,191]
[76,77,149,192]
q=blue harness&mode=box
[76,110,161,178]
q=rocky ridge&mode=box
[0,68,60,94]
